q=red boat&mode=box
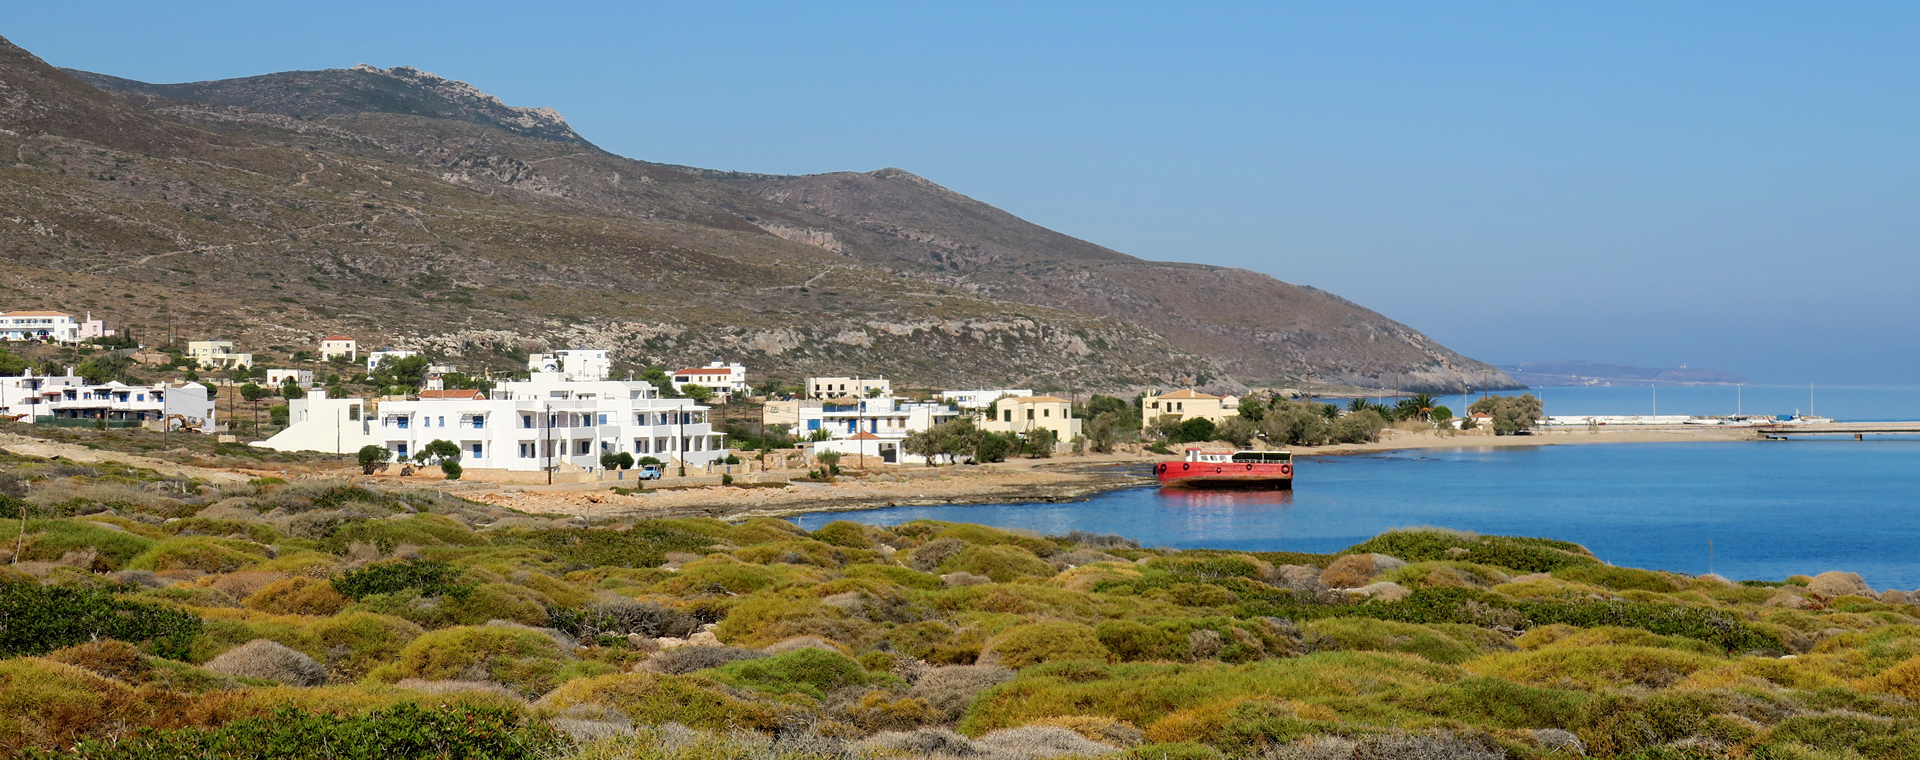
[1155,448,1294,489]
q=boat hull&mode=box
[1155,461,1293,489]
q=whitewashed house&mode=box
[259,370,727,472]
[671,361,748,397]
[0,311,81,343]
[0,371,212,429]
[805,376,891,399]
[939,389,1033,410]
[265,369,314,387]
[528,350,612,382]
[365,349,418,372]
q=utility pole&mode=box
[544,403,553,486]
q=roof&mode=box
[419,389,486,400]
[672,368,725,376]
[1008,395,1071,404]
[322,335,355,341]
[1155,389,1220,400]
[0,311,72,317]
[845,431,882,440]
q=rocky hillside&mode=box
[1,35,1516,392]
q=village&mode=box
[0,310,1280,474]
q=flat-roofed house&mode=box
[1140,389,1239,428]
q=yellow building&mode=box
[979,395,1082,443]
[1140,389,1238,428]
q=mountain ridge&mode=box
[6,36,1518,393]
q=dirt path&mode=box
[0,433,249,484]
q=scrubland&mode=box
[5,452,1920,759]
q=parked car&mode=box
[636,465,663,480]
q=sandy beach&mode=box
[416,425,1761,522]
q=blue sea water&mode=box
[793,439,1920,590]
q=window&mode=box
[576,440,591,455]
[396,416,409,429]
[519,443,533,458]
[636,439,649,453]
[522,415,533,428]
[473,416,485,429]
[437,416,445,427]
[395,443,408,458]
[1026,409,1035,420]
[471,443,483,458]
[1043,409,1051,417]
[693,437,703,451]
[598,414,608,425]
[348,405,361,421]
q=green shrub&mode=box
[809,520,873,548]
[48,703,563,760]
[709,647,893,699]
[0,519,153,570]
[331,559,471,600]
[242,577,350,616]
[1116,742,1224,760]
[370,625,569,697]
[1553,564,1689,592]
[1467,645,1724,691]
[1097,620,1188,662]
[985,622,1110,668]
[941,544,1056,583]
[540,672,781,732]
[319,514,485,554]
[1302,618,1486,664]
[1144,554,1267,580]
[1343,530,1599,573]
[0,581,201,659]
[930,522,1059,556]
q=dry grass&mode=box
[202,638,328,686]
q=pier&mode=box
[1754,421,1920,438]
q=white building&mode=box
[528,350,611,382]
[0,311,81,343]
[0,371,212,429]
[978,395,1082,445]
[186,340,254,369]
[805,376,891,399]
[320,335,357,362]
[671,361,748,397]
[265,369,314,387]
[259,371,727,472]
[939,389,1033,410]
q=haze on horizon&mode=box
[11,2,1917,386]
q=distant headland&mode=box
[1501,361,1748,387]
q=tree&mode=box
[270,405,289,427]
[76,354,134,384]
[280,377,303,398]
[371,355,432,391]
[1217,416,1258,448]
[1469,394,1543,435]
[1175,417,1217,444]
[240,383,269,403]
[615,452,634,470]
[0,349,26,377]
[1331,409,1389,443]
[1429,405,1454,425]
[1147,414,1184,442]
[600,452,624,471]
[974,432,1015,463]
[357,445,392,475]
[1394,394,1439,424]
[1086,412,1119,454]
[902,430,938,466]
[815,450,842,476]
[637,456,662,467]
[1022,428,1058,458]
[640,367,676,397]
[415,439,462,480]
[1236,397,1269,423]
[681,384,713,403]
[1260,403,1332,446]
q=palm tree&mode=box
[1395,393,1438,422]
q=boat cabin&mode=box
[1183,448,1292,463]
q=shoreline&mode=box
[452,426,1761,522]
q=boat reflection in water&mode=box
[1154,487,1295,509]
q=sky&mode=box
[9,2,1919,384]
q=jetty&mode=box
[1754,421,1920,438]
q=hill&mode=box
[0,35,1516,392]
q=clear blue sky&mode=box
[10,2,1919,384]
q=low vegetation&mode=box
[5,464,1920,759]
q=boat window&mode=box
[1231,452,1293,463]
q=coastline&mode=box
[451,425,1758,522]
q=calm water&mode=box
[793,439,1920,589]
[1409,383,1920,422]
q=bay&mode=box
[792,439,1920,589]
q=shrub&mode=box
[709,647,892,699]
[845,690,943,732]
[941,544,1057,583]
[1117,741,1224,760]
[1465,645,1724,690]
[985,622,1111,669]
[975,725,1123,758]
[331,559,471,600]
[1344,530,1598,573]
[643,645,767,674]
[46,639,153,683]
[538,672,781,733]
[912,664,1017,720]
[51,703,564,760]
[550,599,700,645]
[0,581,201,659]
[243,577,351,616]
[0,519,154,570]
[371,625,569,697]
[1098,620,1188,662]
[124,536,268,574]
[0,658,148,756]
[810,520,873,548]
[202,638,328,686]
[303,611,423,680]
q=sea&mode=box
[792,384,1920,590]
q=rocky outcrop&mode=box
[1320,554,1407,589]
[1808,571,1874,598]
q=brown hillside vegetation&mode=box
[0,33,1513,392]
